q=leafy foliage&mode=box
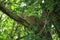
[0,0,60,40]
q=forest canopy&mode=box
[0,0,60,40]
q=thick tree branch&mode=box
[0,3,30,28]
[0,3,46,35]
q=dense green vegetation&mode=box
[0,0,60,40]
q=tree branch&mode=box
[0,3,45,34]
[0,3,30,28]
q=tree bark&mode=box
[0,3,30,28]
